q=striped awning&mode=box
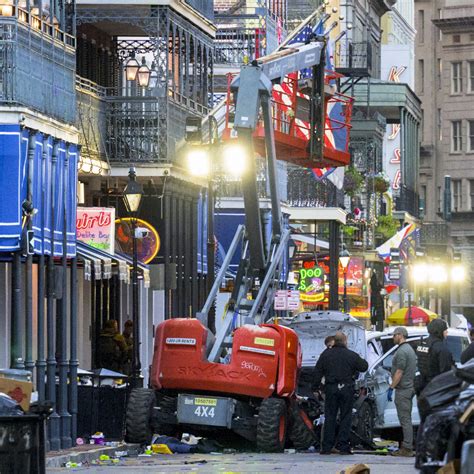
[76,241,149,287]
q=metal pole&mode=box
[25,135,36,375]
[69,257,78,444]
[47,143,60,451]
[328,221,340,310]
[131,217,142,388]
[36,136,48,402]
[207,117,216,333]
[11,251,24,369]
[343,271,348,313]
[58,153,71,448]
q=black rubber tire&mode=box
[125,388,155,444]
[289,405,316,450]
[256,398,288,453]
[152,393,178,436]
[352,401,374,448]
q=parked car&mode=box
[283,312,471,444]
[366,326,470,431]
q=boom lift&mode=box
[125,39,328,452]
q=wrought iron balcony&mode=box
[335,41,373,77]
[287,167,344,208]
[76,76,211,164]
[395,185,420,219]
[0,7,76,124]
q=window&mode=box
[438,109,442,141]
[437,59,442,89]
[453,34,461,44]
[418,59,424,93]
[452,179,462,212]
[421,185,427,214]
[452,120,462,152]
[437,186,442,213]
[470,33,474,42]
[452,62,462,94]
[418,10,424,43]
[469,181,474,212]
[469,120,474,152]
[438,9,443,41]
[469,61,474,92]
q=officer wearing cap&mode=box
[415,318,454,394]
[388,327,417,457]
[312,331,368,455]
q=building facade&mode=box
[415,0,474,315]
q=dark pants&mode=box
[322,383,353,452]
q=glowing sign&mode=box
[298,262,326,303]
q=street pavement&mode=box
[47,452,418,473]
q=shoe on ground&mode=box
[392,448,414,457]
[331,448,340,454]
[339,450,354,455]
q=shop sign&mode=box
[298,261,326,303]
[77,207,115,253]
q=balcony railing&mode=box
[75,76,211,164]
[336,41,372,77]
[0,8,76,124]
[395,185,420,219]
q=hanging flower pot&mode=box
[367,173,390,194]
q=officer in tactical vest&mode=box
[415,318,453,395]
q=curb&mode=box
[46,443,139,468]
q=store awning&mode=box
[76,241,149,287]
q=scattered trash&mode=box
[184,460,208,465]
[105,441,120,447]
[91,432,105,445]
[114,450,128,458]
[76,437,84,445]
[64,462,82,468]
[223,448,237,454]
[181,433,201,445]
[99,454,110,461]
[284,448,296,454]
[152,444,173,455]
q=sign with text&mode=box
[274,290,300,310]
[77,207,115,254]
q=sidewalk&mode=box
[46,443,138,468]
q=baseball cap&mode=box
[393,326,408,337]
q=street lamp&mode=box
[123,167,144,388]
[339,249,351,313]
[137,57,151,88]
[125,52,140,82]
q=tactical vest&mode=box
[414,337,431,393]
[415,337,431,377]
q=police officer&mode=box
[415,318,454,395]
[312,331,368,455]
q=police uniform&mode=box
[312,343,368,454]
[415,319,453,395]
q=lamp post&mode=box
[339,249,351,313]
[123,167,144,388]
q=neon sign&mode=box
[298,262,326,302]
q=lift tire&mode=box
[257,398,288,453]
[352,401,374,448]
[125,388,155,444]
[289,405,316,450]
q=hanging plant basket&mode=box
[343,167,364,196]
[367,175,390,194]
